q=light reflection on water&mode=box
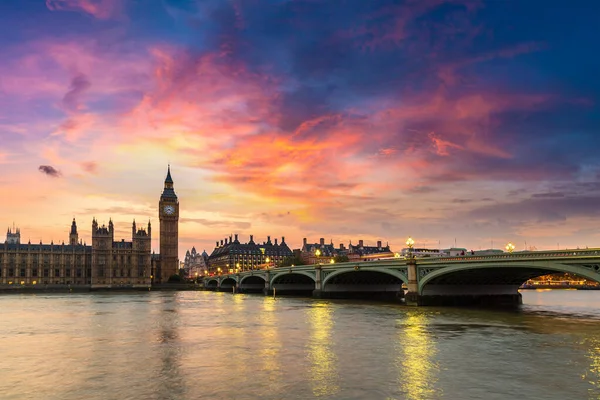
[0,290,599,400]
[306,303,340,397]
[397,312,438,400]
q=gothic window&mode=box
[66,269,71,277]
[54,269,60,277]
[43,269,49,277]
[77,269,82,278]
[32,269,38,277]
[8,268,14,277]
[20,268,25,277]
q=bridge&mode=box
[202,249,600,306]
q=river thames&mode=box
[1,290,599,400]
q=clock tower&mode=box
[159,165,179,283]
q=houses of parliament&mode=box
[0,167,179,287]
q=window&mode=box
[66,269,71,277]
[32,269,38,277]
[76,269,82,278]
[20,268,25,277]
[8,268,14,277]
[54,269,60,277]
[43,269,49,277]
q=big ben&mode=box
[159,165,179,282]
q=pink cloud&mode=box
[45,0,124,20]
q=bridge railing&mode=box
[422,249,600,263]
[206,249,600,278]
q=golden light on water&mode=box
[259,297,281,382]
[307,304,339,397]
[587,337,600,396]
[398,312,438,400]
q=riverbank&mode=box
[0,283,200,293]
[520,285,600,290]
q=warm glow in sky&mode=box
[1,0,600,258]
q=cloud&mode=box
[45,0,124,20]
[62,73,91,112]
[80,161,98,174]
[38,165,62,178]
[180,218,251,230]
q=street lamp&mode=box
[406,236,415,259]
[330,258,335,264]
[315,249,321,265]
[265,257,270,269]
[505,242,515,253]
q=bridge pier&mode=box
[262,271,271,296]
[405,259,420,306]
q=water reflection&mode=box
[588,337,600,399]
[397,312,439,400]
[154,294,185,400]
[259,297,282,390]
[306,303,339,397]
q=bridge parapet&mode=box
[201,249,600,306]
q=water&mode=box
[0,290,599,400]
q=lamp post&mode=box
[406,236,415,259]
[505,242,515,253]
[265,257,271,269]
[315,249,321,265]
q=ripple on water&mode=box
[0,290,599,400]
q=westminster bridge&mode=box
[203,249,600,306]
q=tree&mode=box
[168,274,182,283]
[279,254,305,268]
[334,255,349,263]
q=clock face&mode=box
[164,205,175,215]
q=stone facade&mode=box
[91,218,152,287]
[208,234,292,273]
[183,247,208,277]
[0,218,151,286]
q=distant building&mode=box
[301,238,340,264]
[183,247,208,276]
[0,166,179,287]
[208,234,293,273]
[301,238,394,264]
[346,240,393,261]
[0,218,151,287]
[91,218,152,287]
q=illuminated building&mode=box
[0,218,151,286]
[208,234,292,273]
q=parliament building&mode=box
[0,166,179,287]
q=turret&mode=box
[69,218,78,246]
[132,219,136,237]
[147,220,151,236]
[109,219,114,234]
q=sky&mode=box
[1,0,600,258]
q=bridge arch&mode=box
[270,271,316,287]
[322,267,408,287]
[220,277,237,288]
[205,278,219,288]
[418,261,600,295]
[239,274,267,284]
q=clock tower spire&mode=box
[159,165,179,283]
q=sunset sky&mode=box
[1,0,599,258]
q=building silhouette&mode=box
[0,166,179,287]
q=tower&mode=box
[159,165,179,282]
[69,218,78,246]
